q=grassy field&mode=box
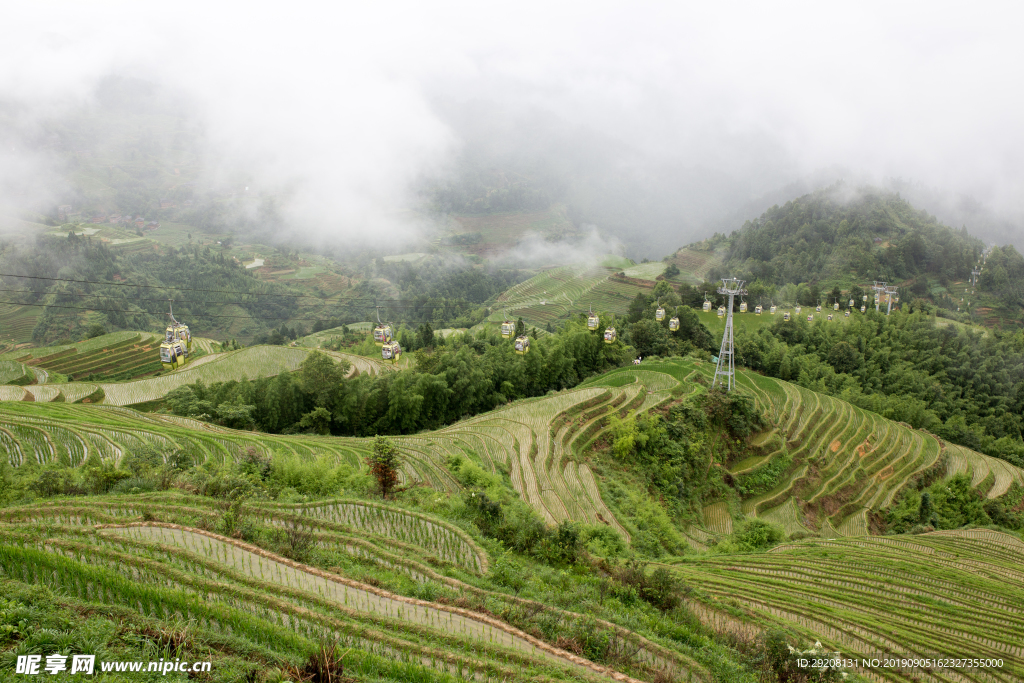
[622,262,666,280]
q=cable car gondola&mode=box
[587,305,599,331]
[783,311,790,321]
[815,305,821,312]
[833,301,840,311]
[754,305,763,315]
[500,309,514,339]
[827,314,834,321]
[769,305,777,315]
[514,335,530,355]
[604,327,617,343]
[160,301,190,370]
[702,293,711,313]
[655,302,666,321]
[381,341,401,363]
[795,305,802,315]
[668,316,680,331]
[844,310,851,318]
[860,305,866,313]
[807,314,813,322]
[848,298,855,308]
[373,308,393,347]
[739,299,748,313]
[717,306,726,317]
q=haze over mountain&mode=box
[1,2,1022,256]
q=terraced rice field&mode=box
[492,266,654,329]
[0,346,366,406]
[0,302,40,342]
[665,529,1024,682]
[2,358,1019,545]
[0,495,708,683]
[667,247,723,284]
[732,368,1024,536]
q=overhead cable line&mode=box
[0,288,465,310]
[0,299,457,324]
[0,272,458,304]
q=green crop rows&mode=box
[665,529,1024,682]
[0,495,709,683]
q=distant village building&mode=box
[873,237,883,244]
[159,199,175,209]
[146,221,160,231]
[57,205,73,221]
[90,215,106,224]
[108,214,122,224]
[134,219,145,228]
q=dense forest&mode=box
[735,310,1024,467]
[710,184,984,286]
[0,233,529,344]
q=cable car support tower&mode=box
[713,278,746,392]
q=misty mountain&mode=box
[706,183,987,286]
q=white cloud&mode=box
[1,0,1022,246]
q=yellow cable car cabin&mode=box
[716,306,724,317]
[702,301,711,312]
[587,313,600,330]
[500,321,515,339]
[815,305,821,312]
[160,339,186,369]
[668,316,680,331]
[739,301,747,313]
[373,324,394,346]
[754,305,763,315]
[845,310,851,318]
[769,305,777,315]
[862,294,868,303]
[827,314,833,321]
[833,302,840,311]
[514,335,530,355]
[603,327,617,343]
[795,306,801,315]
[655,306,666,321]
[173,323,192,352]
[848,299,855,308]
[860,305,866,313]
[807,314,813,322]
[381,341,401,363]
[783,312,790,321]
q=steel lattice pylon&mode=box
[713,278,746,391]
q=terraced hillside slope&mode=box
[666,529,1024,683]
[3,359,1019,539]
[490,264,656,331]
[1,360,1022,682]
[0,345,380,406]
[0,495,709,683]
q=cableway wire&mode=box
[0,288,463,310]
[0,272,468,304]
[0,296,479,325]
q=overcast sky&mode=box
[2,1,1022,248]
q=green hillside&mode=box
[1,358,1022,681]
[691,183,1024,328]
